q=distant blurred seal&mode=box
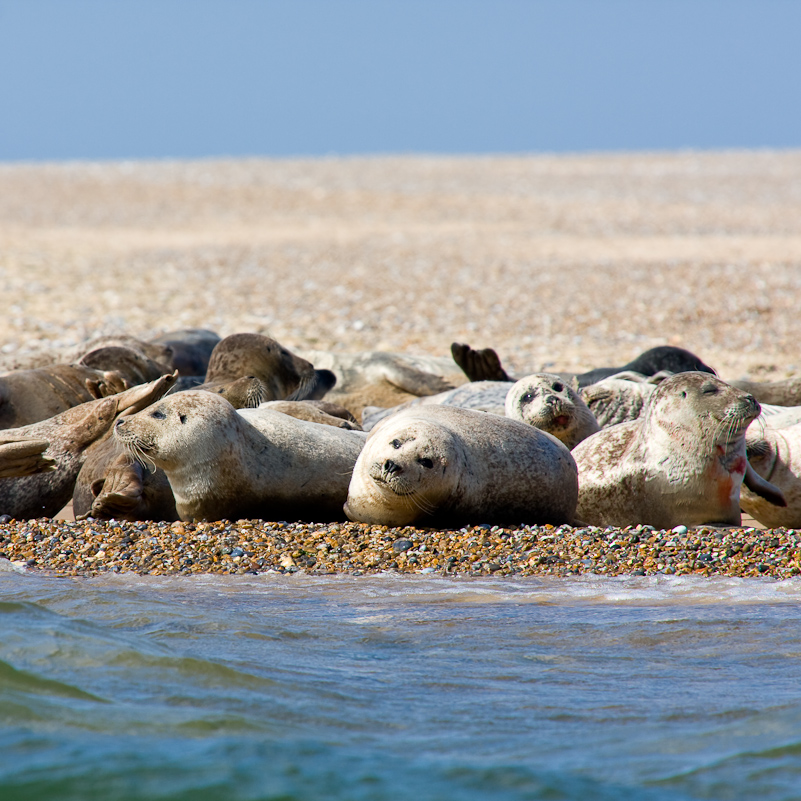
[114,391,366,522]
[344,405,578,527]
[572,373,785,528]
[299,349,466,418]
[450,341,715,387]
[205,334,336,401]
[0,373,177,520]
[149,328,221,376]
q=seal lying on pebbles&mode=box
[363,374,598,450]
[0,362,130,429]
[205,334,336,401]
[74,375,272,522]
[299,349,467,418]
[114,391,366,522]
[450,342,715,386]
[572,372,785,528]
[344,405,578,527]
[0,373,177,520]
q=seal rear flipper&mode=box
[451,342,512,383]
[382,362,455,396]
[744,461,787,507]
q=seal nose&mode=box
[384,459,402,476]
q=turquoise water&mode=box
[2,565,801,800]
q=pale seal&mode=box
[362,374,598,450]
[113,391,366,522]
[572,373,785,529]
[0,373,177,520]
[344,405,578,527]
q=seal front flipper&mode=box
[0,438,55,478]
[744,461,787,507]
[450,342,512,383]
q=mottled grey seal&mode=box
[362,373,598,450]
[0,373,177,520]
[114,391,366,522]
[344,405,578,527]
[573,373,784,529]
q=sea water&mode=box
[1,563,801,800]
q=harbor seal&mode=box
[362,374,598,450]
[740,417,801,528]
[344,405,578,527]
[149,328,221,376]
[0,363,130,430]
[450,342,715,387]
[114,391,366,522]
[298,349,466,418]
[0,373,177,520]
[205,334,336,401]
[572,373,784,528]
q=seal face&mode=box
[114,391,366,522]
[573,372,762,528]
[505,374,600,449]
[345,405,578,527]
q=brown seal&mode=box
[0,363,130,430]
[299,349,466,418]
[0,373,177,520]
[572,373,785,528]
[259,401,362,430]
[205,334,336,401]
[113,391,366,522]
[344,405,578,527]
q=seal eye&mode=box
[553,382,564,393]
[522,392,535,403]
[151,410,166,420]
[179,414,187,424]
[702,384,719,395]
[418,457,434,469]
[391,439,402,449]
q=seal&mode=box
[113,391,366,522]
[362,374,598,450]
[729,376,801,407]
[205,334,336,401]
[259,401,362,430]
[572,372,785,528]
[77,346,171,384]
[450,342,715,387]
[579,373,661,428]
[344,405,578,527]
[505,374,600,449]
[0,362,130,430]
[299,349,466,418]
[148,328,221,376]
[0,373,177,520]
[741,417,801,528]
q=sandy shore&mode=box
[1,150,800,576]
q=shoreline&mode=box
[2,518,798,580]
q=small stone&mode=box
[671,525,688,535]
[420,567,436,574]
[393,539,413,553]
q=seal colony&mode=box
[0,326,799,577]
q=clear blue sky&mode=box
[0,0,798,160]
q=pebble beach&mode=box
[2,150,801,579]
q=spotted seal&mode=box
[114,391,366,522]
[572,372,785,528]
[344,405,578,527]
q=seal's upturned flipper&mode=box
[450,342,512,383]
[744,461,787,508]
